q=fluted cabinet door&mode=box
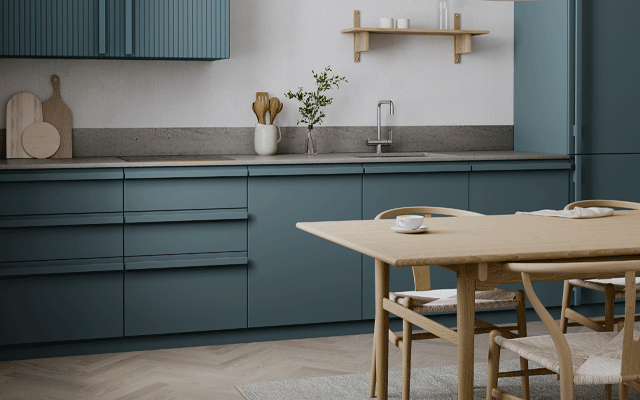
[1,0,230,60]
[1,0,99,58]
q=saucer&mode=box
[391,225,429,234]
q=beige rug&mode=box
[236,360,640,399]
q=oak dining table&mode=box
[296,210,640,400]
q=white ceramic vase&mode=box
[254,123,281,156]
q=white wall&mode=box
[0,0,514,129]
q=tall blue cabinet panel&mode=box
[247,165,363,327]
[1,0,230,60]
[469,161,572,307]
[577,155,640,202]
[361,163,471,320]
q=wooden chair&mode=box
[369,206,529,400]
[559,200,640,333]
[488,258,640,400]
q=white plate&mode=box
[391,225,429,234]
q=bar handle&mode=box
[125,0,133,55]
[98,0,106,55]
[574,0,583,200]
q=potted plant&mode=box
[284,66,347,154]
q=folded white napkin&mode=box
[515,206,614,219]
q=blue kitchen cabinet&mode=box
[247,165,364,327]
[469,160,572,307]
[123,166,248,336]
[0,169,125,346]
[361,163,471,319]
[577,155,640,202]
[1,0,229,60]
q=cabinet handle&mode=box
[0,258,123,277]
[125,0,133,55]
[0,213,123,229]
[98,0,107,55]
[125,252,248,271]
[124,209,248,224]
[574,0,583,200]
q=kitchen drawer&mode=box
[124,210,247,257]
[124,253,247,336]
[0,214,123,263]
[0,270,123,345]
[0,169,123,216]
[124,167,247,211]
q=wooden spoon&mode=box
[253,100,268,124]
[252,102,261,122]
[269,97,283,125]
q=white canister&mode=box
[380,18,394,29]
[396,18,410,29]
[254,123,281,156]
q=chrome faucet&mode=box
[367,100,394,153]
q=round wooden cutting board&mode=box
[21,122,61,159]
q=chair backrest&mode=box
[564,199,640,211]
[375,206,483,291]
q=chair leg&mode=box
[619,382,629,400]
[560,280,573,333]
[604,285,615,332]
[369,330,377,398]
[402,298,413,400]
[487,330,502,400]
[515,290,530,400]
[604,384,612,400]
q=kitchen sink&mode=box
[118,155,235,162]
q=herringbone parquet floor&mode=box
[0,321,591,399]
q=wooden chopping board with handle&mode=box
[42,75,73,158]
[6,93,43,159]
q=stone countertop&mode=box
[0,151,570,170]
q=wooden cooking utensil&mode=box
[269,97,283,125]
[256,92,270,110]
[253,99,268,124]
[252,102,261,123]
[6,92,43,159]
[42,75,73,158]
[21,122,61,159]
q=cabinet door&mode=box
[578,155,640,202]
[0,270,123,345]
[1,0,99,58]
[248,165,363,327]
[124,254,247,336]
[362,163,470,319]
[469,161,571,307]
[131,0,229,60]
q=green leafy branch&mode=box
[284,66,347,127]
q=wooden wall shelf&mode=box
[341,11,489,64]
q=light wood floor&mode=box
[0,321,604,399]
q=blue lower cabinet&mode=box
[0,214,123,263]
[362,163,471,319]
[577,154,640,202]
[124,253,248,336]
[247,165,363,327]
[469,160,571,307]
[124,210,247,257]
[0,268,124,345]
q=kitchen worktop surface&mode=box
[0,151,569,170]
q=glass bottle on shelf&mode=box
[437,0,449,30]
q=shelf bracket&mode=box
[454,14,471,64]
[353,10,369,63]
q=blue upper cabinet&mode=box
[0,0,229,60]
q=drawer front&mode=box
[0,271,123,345]
[124,219,247,257]
[124,167,247,211]
[0,221,123,263]
[0,169,123,216]
[125,264,247,336]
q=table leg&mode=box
[457,265,476,400]
[375,259,390,400]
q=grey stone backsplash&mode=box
[1,126,513,158]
